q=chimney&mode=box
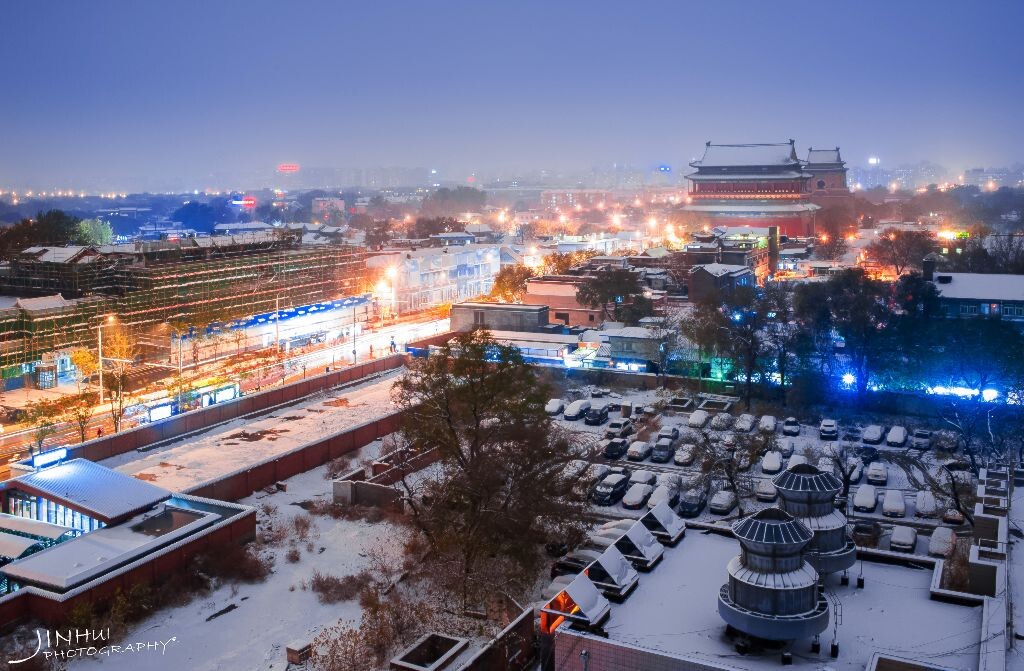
[922,258,936,281]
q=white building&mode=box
[367,244,501,314]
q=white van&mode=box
[758,415,777,433]
[928,527,955,557]
[853,485,878,512]
[915,491,937,518]
[886,426,908,447]
[688,409,710,428]
[564,399,592,421]
[882,489,906,517]
[890,525,918,553]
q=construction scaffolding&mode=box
[0,232,367,376]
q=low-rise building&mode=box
[688,263,755,302]
[450,302,550,332]
[367,244,501,315]
[926,267,1024,320]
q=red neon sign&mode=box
[241,196,257,208]
[277,163,300,173]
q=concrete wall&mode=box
[457,607,537,671]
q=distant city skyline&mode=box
[2,1,1023,192]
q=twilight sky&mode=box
[2,1,1022,191]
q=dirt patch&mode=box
[159,462,186,470]
[306,407,327,414]
[323,398,351,408]
[225,428,285,442]
[134,472,158,482]
[280,415,304,421]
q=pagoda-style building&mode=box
[683,141,820,238]
[804,147,851,206]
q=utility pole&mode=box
[97,323,104,404]
[352,304,358,364]
[275,295,281,356]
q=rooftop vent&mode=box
[936,275,953,284]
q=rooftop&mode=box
[932,273,1024,302]
[692,263,753,277]
[806,147,844,165]
[683,202,821,214]
[692,142,800,168]
[4,459,171,524]
[555,530,983,671]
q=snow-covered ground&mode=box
[583,530,983,671]
[101,369,404,492]
[73,457,402,671]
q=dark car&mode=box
[591,473,629,506]
[603,438,629,460]
[584,404,610,426]
[852,520,882,548]
[550,550,601,579]
[650,438,674,463]
[675,486,709,518]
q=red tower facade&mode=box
[683,141,819,238]
[804,147,852,207]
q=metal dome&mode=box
[772,463,842,495]
[731,507,813,549]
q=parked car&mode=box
[755,480,778,502]
[760,450,783,474]
[549,548,603,579]
[545,398,565,416]
[688,409,710,428]
[582,463,611,486]
[865,461,888,485]
[657,426,680,442]
[853,485,878,512]
[782,417,801,436]
[676,485,709,518]
[585,404,610,426]
[626,440,652,461]
[862,424,885,445]
[886,425,908,447]
[779,440,796,458]
[674,444,698,466]
[859,446,880,465]
[656,472,679,488]
[604,418,634,438]
[911,429,933,450]
[710,412,733,431]
[591,473,629,505]
[590,387,608,398]
[819,419,839,440]
[709,490,738,515]
[603,438,629,460]
[650,437,674,463]
[734,413,757,433]
[915,491,938,518]
[647,484,679,510]
[928,527,955,557]
[889,525,918,553]
[734,449,752,472]
[943,508,966,525]
[628,470,656,487]
[852,520,882,547]
[787,453,807,469]
[564,399,591,421]
[720,432,737,449]
[882,489,906,517]
[758,415,777,433]
[622,483,655,509]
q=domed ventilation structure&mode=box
[772,463,856,574]
[718,508,829,641]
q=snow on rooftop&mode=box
[0,531,42,559]
[694,142,799,168]
[14,294,72,312]
[932,273,1024,302]
[104,370,402,492]
[10,459,171,522]
[570,531,982,671]
[806,148,843,164]
[692,263,751,277]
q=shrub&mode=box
[310,570,372,604]
[293,514,314,539]
[286,547,301,563]
[197,543,273,583]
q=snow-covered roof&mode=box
[20,246,95,263]
[682,202,821,213]
[15,294,72,312]
[547,574,611,625]
[726,555,818,589]
[691,263,751,277]
[641,246,671,258]
[806,148,844,165]
[602,326,659,340]
[933,273,1024,302]
[0,531,42,559]
[693,142,799,168]
[8,459,171,523]
[687,171,810,181]
[0,512,75,541]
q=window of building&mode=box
[960,303,978,315]
[588,314,595,322]
[473,310,485,326]
[554,312,570,323]
[817,179,826,190]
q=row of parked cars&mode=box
[852,521,957,556]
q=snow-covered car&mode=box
[890,525,918,553]
[688,409,710,428]
[928,527,955,557]
[563,399,591,421]
[626,440,652,461]
[760,450,782,474]
[646,484,679,510]
[886,425,907,447]
[787,453,807,469]
[865,462,888,485]
[862,424,885,445]
[622,483,655,509]
[758,415,777,433]
[755,480,778,502]
[674,444,698,466]
[882,489,906,517]
[650,437,674,463]
[819,419,839,440]
[628,470,656,487]
[734,414,757,433]
[782,417,801,436]
[853,485,878,512]
[915,491,938,518]
[545,398,565,416]
[708,490,738,515]
[591,474,629,505]
[911,429,933,450]
[657,425,680,442]
[603,438,628,459]
[656,472,680,489]
[843,458,863,483]
[720,432,737,449]
[710,412,733,430]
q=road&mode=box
[0,317,448,478]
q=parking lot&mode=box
[550,385,971,556]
